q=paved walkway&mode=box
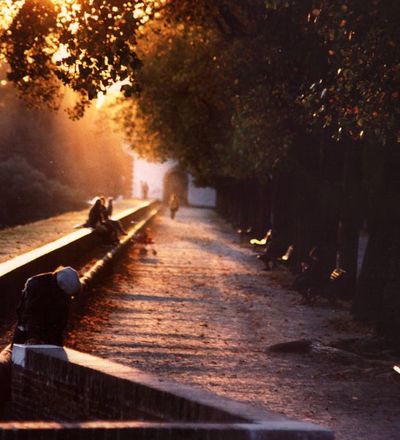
[67,207,400,440]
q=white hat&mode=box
[56,267,81,295]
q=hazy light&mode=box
[95,78,132,109]
[0,0,25,31]
[96,92,105,109]
[52,44,70,63]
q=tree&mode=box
[0,0,147,114]
[0,155,82,227]
[299,0,400,340]
[2,0,400,343]
[0,66,132,226]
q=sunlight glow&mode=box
[53,0,81,35]
[52,44,70,63]
[96,78,132,109]
[0,0,25,31]
[96,92,105,109]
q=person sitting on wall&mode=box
[100,196,127,237]
[105,196,114,218]
[13,266,81,346]
[83,197,104,229]
[81,197,119,244]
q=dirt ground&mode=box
[63,207,398,439]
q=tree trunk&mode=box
[337,139,364,297]
[353,142,400,346]
[270,170,293,256]
[338,220,359,296]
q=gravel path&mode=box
[67,207,400,440]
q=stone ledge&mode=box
[12,344,63,368]
[8,345,334,439]
[0,201,160,319]
[0,422,334,440]
[0,201,155,278]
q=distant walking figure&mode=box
[169,193,179,219]
[141,181,149,200]
[13,267,81,346]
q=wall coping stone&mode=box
[12,344,62,368]
[10,345,334,439]
[0,202,151,278]
[0,420,334,440]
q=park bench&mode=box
[324,267,347,298]
[329,267,347,283]
[257,242,294,271]
[277,244,294,266]
[237,225,253,244]
[255,236,294,272]
[294,264,347,304]
[249,229,271,247]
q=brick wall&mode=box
[12,365,156,422]
[10,346,245,423]
[1,345,334,439]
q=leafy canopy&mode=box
[0,0,159,113]
[1,0,399,172]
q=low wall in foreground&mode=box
[0,201,160,322]
[3,345,334,440]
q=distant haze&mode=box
[0,65,131,227]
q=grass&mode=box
[0,199,144,264]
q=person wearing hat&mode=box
[12,266,81,346]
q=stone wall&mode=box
[10,346,246,423]
[2,345,334,440]
[0,201,159,321]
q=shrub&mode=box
[0,156,85,227]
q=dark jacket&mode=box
[84,201,104,228]
[13,273,70,346]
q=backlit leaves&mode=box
[1,0,399,152]
[0,0,158,109]
[301,0,400,144]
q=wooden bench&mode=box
[295,265,347,304]
[277,244,294,266]
[249,229,271,247]
[256,237,292,272]
[237,226,253,244]
[329,267,347,283]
